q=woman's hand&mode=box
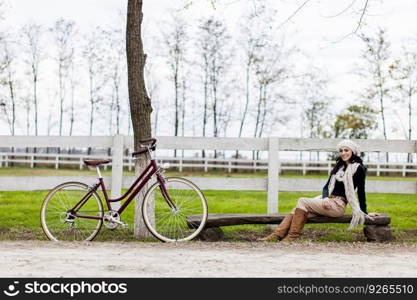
[368,212,380,217]
[323,199,331,210]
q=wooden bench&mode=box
[186,213,392,242]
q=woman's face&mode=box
[339,147,353,162]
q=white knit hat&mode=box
[336,139,360,155]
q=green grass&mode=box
[0,188,416,243]
[0,166,416,242]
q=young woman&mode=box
[259,139,380,242]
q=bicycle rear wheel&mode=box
[142,177,208,242]
[40,182,103,241]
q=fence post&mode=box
[267,137,279,214]
[128,156,132,172]
[111,134,124,210]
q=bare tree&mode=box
[82,28,109,138]
[253,43,288,138]
[236,7,268,140]
[389,41,417,162]
[68,52,78,136]
[102,26,127,136]
[21,22,44,136]
[195,19,211,158]
[233,8,268,158]
[126,0,153,238]
[22,94,31,135]
[197,17,231,157]
[50,18,76,136]
[299,70,332,160]
[144,61,159,135]
[250,37,292,159]
[162,13,188,157]
[359,28,391,160]
[209,19,230,140]
[0,33,18,135]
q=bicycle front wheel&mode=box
[142,177,208,242]
[40,182,104,241]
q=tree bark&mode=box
[126,0,153,238]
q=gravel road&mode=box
[1,241,416,277]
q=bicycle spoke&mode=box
[142,178,207,242]
[41,183,103,241]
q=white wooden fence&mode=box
[0,135,416,213]
[1,152,417,176]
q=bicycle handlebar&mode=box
[139,138,157,145]
[132,138,157,157]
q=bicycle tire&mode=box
[40,181,104,241]
[142,177,208,242]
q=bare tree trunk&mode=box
[116,84,120,134]
[211,60,219,158]
[109,96,114,135]
[407,91,413,163]
[58,64,64,136]
[69,82,75,136]
[202,63,208,158]
[127,0,153,238]
[377,70,389,162]
[153,106,159,135]
[3,41,17,135]
[236,63,251,158]
[253,85,262,160]
[174,68,179,157]
[88,74,94,155]
[33,76,38,157]
[25,100,30,135]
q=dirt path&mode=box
[1,241,416,277]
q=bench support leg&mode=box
[364,225,392,242]
[198,227,224,242]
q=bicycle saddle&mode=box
[83,159,111,166]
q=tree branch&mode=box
[354,0,369,34]
[322,0,357,18]
[277,0,312,30]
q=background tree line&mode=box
[0,2,416,162]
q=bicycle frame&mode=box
[69,159,175,220]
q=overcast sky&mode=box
[1,0,417,140]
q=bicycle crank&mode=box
[103,211,127,230]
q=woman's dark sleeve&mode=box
[354,165,367,214]
[322,176,331,198]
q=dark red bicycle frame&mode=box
[69,159,174,220]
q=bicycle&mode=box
[40,138,208,242]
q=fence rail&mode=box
[1,152,417,176]
[0,135,416,213]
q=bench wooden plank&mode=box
[187,213,391,228]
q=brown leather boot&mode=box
[281,208,308,242]
[258,214,294,241]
